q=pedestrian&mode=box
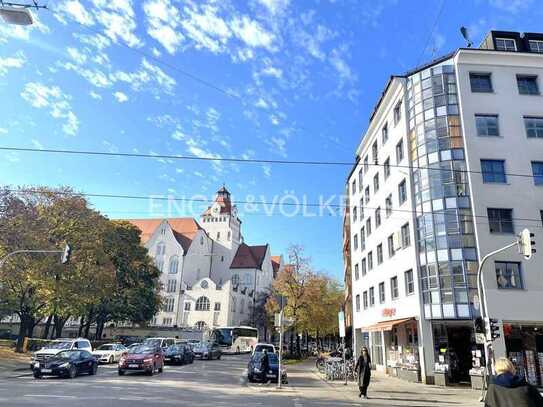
[485,357,543,407]
[260,349,270,383]
[355,347,372,399]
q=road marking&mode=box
[24,394,76,399]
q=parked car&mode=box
[192,341,222,360]
[92,343,128,364]
[32,350,98,379]
[253,343,276,354]
[142,337,175,351]
[118,345,164,376]
[30,338,92,368]
[127,342,141,351]
[247,352,287,384]
[164,344,194,365]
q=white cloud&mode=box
[488,0,533,13]
[143,0,184,54]
[230,16,275,50]
[31,139,44,150]
[181,4,232,53]
[75,33,111,50]
[0,51,26,76]
[262,164,272,178]
[20,82,79,136]
[171,129,187,141]
[111,58,176,95]
[266,136,287,157]
[255,98,269,109]
[92,0,142,47]
[66,47,87,64]
[89,90,102,100]
[329,48,355,85]
[114,91,128,103]
[0,15,49,44]
[261,65,283,78]
[55,0,95,26]
[0,128,7,135]
[257,0,290,15]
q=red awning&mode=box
[362,317,415,332]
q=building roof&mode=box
[230,243,268,269]
[126,218,202,252]
[271,255,281,276]
[202,185,234,216]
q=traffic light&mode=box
[474,317,485,334]
[518,228,536,260]
[485,317,500,341]
[61,244,71,264]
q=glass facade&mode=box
[406,61,479,320]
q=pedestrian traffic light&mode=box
[485,317,500,341]
[518,228,536,260]
[474,317,485,334]
[61,244,71,264]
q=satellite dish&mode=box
[0,5,34,26]
[460,26,473,48]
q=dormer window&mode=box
[495,38,516,52]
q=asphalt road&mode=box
[0,354,330,407]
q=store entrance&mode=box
[446,326,472,383]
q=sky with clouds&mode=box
[0,0,541,281]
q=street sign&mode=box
[475,333,486,345]
[338,311,345,338]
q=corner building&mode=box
[346,30,543,385]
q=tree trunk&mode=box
[77,316,84,337]
[42,314,53,339]
[16,314,32,353]
[296,333,301,358]
[53,315,68,338]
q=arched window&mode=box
[243,273,252,288]
[156,242,165,256]
[195,296,210,311]
[232,274,240,286]
[195,321,207,330]
[240,299,245,314]
[169,256,178,274]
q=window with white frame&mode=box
[385,194,392,217]
[495,261,523,289]
[360,227,365,250]
[353,234,359,251]
[365,186,370,204]
[401,223,411,247]
[396,139,404,163]
[388,234,395,258]
[169,256,179,274]
[384,157,390,179]
[184,302,191,311]
[372,141,378,164]
[373,173,379,193]
[355,294,360,312]
[363,291,368,309]
[405,269,414,295]
[166,279,177,293]
[398,179,407,204]
[375,207,381,228]
[368,251,373,271]
[354,263,359,280]
[495,37,516,51]
[366,218,372,236]
[382,123,388,144]
[361,258,367,276]
[529,39,543,53]
[524,116,543,138]
[390,276,399,299]
[195,296,210,311]
[377,244,383,265]
[369,287,375,307]
[393,100,402,125]
[379,282,385,303]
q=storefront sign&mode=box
[382,308,396,317]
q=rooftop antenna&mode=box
[460,26,473,48]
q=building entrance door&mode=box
[446,326,472,383]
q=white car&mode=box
[31,338,92,368]
[92,343,128,364]
[253,343,276,354]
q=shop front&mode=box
[504,323,543,386]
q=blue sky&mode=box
[1,0,542,281]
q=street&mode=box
[0,354,480,406]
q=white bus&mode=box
[211,326,258,354]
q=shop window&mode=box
[495,261,523,289]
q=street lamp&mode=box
[0,1,47,26]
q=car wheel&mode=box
[90,363,98,375]
[68,366,77,379]
[217,354,221,360]
[33,371,41,379]
[108,356,114,364]
[147,365,155,376]
[118,370,125,376]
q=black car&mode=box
[32,350,98,379]
[192,341,222,360]
[164,344,194,365]
[247,352,287,384]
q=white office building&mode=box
[346,30,543,386]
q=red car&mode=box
[118,345,164,376]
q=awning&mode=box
[362,317,415,332]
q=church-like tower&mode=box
[200,186,242,250]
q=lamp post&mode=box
[0,1,47,26]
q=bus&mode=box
[210,326,258,354]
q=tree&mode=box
[245,289,273,341]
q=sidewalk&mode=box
[0,348,32,379]
[288,359,481,406]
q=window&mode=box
[361,258,367,276]
[384,157,390,179]
[405,270,414,295]
[379,282,385,303]
[385,194,392,217]
[360,198,364,219]
[377,244,383,265]
[475,114,499,137]
[363,291,368,309]
[375,207,381,227]
[365,186,370,204]
[358,169,363,190]
[401,223,411,247]
[487,208,513,234]
[366,218,372,236]
[529,39,543,53]
[184,302,191,311]
[388,234,395,258]
[398,179,407,205]
[373,173,380,193]
[356,294,361,312]
[163,317,172,326]
[195,321,207,330]
[216,232,220,240]
[156,242,166,256]
[364,156,369,172]
[353,234,358,251]
[352,179,356,195]
[372,141,378,164]
[360,227,365,250]
[213,302,221,312]
[169,255,179,274]
[228,231,231,241]
[240,299,245,314]
[517,75,539,95]
[368,251,373,271]
[470,72,493,93]
[155,258,164,272]
[195,296,210,311]
[390,276,399,299]
[354,263,359,280]
[166,279,177,293]
[369,287,375,307]
[481,159,506,183]
[524,116,543,138]
[495,37,517,51]
[163,297,175,312]
[352,206,357,222]
[495,262,523,289]
[532,161,543,185]
[396,139,404,163]
[382,123,388,144]
[394,100,402,125]
[242,273,252,288]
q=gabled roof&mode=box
[126,218,202,252]
[271,255,281,276]
[202,185,234,216]
[230,243,268,269]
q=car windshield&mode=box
[45,341,72,350]
[166,345,183,352]
[97,345,114,350]
[252,352,278,363]
[194,342,208,350]
[129,346,155,354]
[143,339,162,346]
[56,351,79,359]
[255,345,275,353]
